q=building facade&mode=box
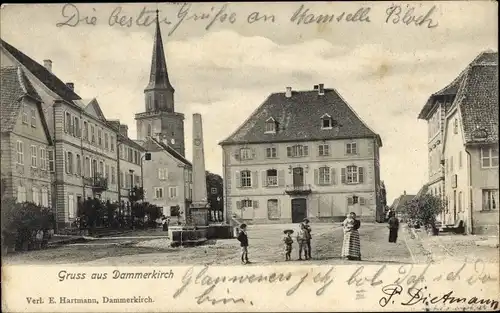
[141,137,192,219]
[420,50,498,235]
[220,84,383,224]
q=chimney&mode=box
[108,120,121,132]
[119,124,128,138]
[318,83,325,95]
[66,82,74,91]
[403,190,406,195]
[313,85,319,90]
[285,87,292,98]
[43,59,52,73]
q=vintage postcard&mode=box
[1,1,499,312]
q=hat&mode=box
[283,229,294,234]
[303,218,310,223]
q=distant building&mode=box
[220,84,383,224]
[389,191,416,221]
[419,50,498,235]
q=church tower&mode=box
[135,10,185,156]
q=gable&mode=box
[84,98,107,121]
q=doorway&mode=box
[291,198,307,223]
[292,167,304,186]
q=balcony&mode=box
[83,174,108,192]
[285,184,312,195]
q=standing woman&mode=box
[387,211,400,243]
[341,212,362,261]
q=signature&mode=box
[379,284,499,310]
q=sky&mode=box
[1,2,497,203]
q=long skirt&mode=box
[342,230,361,259]
[389,228,398,243]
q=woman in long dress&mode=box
[341,212,361,261]
[387,211,399,243]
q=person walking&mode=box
[341,212,361,261]
[303,218,312,259]
[237,224,250,264]
[387,211,400,243]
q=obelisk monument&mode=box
[189,113,210,226]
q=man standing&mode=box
[303,218,312,259]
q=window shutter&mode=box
[236,200,241,210]
[64,151,68,174]
[261,170,267,187]
[234,149,240,161]
[278,170,285,187]
[253,200,259,209]
[314,169,319,185]
[341,168,346,184]
[235,171,241,188]
[252,171,258,188]
[347,196,353,206]
[304,145,309,156]
[287,146,292,157]
[358,167,364,183]
[157,168,162,179]
[331,168,336,185]
[360,197,366,205]
[252,148,256,159]
[64,113,68,133]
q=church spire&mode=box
[145,9,174,92]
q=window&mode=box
[169,186,177,198]
[31,145,37,167]
[265,118,276,133]
[321,114,332,129]
[154,187,164,199]
[482,190,498,211]
[104,133,109,150]
[481,147,499,168]
[16,186,26,202]
[134,151,139,164]
[22,106,28,124]
[39,147,46,170]
[85,157,91,177]
[76,155,81,175]
[30,108,36,127]
[119,145,124,159]
[319,166,331,185]
[66,151,73,174]
[346,142,357,155]
[105,165,110,178]
[347,196,362,205]
[98,128,102,146]
[110,136,115,152]
[266,147,277,158]
[318,144,329,156]
[158,168,168,180]
[240,148,252,160]
[287,145,309,157]
[41,188,49,207]
[73,116,80,137]
[48,150,54,172]
[266,169,278,186]
[91,125,95,143]
[99,161,104,175]
[16,141,24,165]
[342,165,364,184]
[241,170,252,187]
[32,187,39,205]
[68,194,75,219]
[65,112,71,133]
[267,199,280,219]
[135,175,140,186]
[120,172,125,188]
[453,118,458,134]
[241,199,253,208]
[128,148,133,162]
[147,124,152,137]
[458,191,463,212]
[459,151,463,169]
[111,166,116,184]
[83,121,88,141]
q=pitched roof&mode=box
[1,39,81,103]
[418,50,498,119]
[1,66,41,132]
[390,194,416,211]
[84,98,107,121]
[219,88,382,146]
[145,137,192,166]
[456,64,498,144]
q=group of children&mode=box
[283,218,312,261]
[236,218,313,264]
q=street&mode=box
[3,223,498,266]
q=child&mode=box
[283,229,294,261]
[237,224,250,264]
[342,212,356,232]
[296,223,309,260]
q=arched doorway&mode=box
[291,198,307,223]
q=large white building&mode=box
[220,84,384,224]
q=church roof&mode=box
[145,10,174,92]
[219,86,382,146]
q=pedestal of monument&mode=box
[189,202,210,226]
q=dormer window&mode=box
[265,117,277,133]
[321,113,332,129]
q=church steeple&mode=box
[144,9,175,112]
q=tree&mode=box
[403,194,445,230]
